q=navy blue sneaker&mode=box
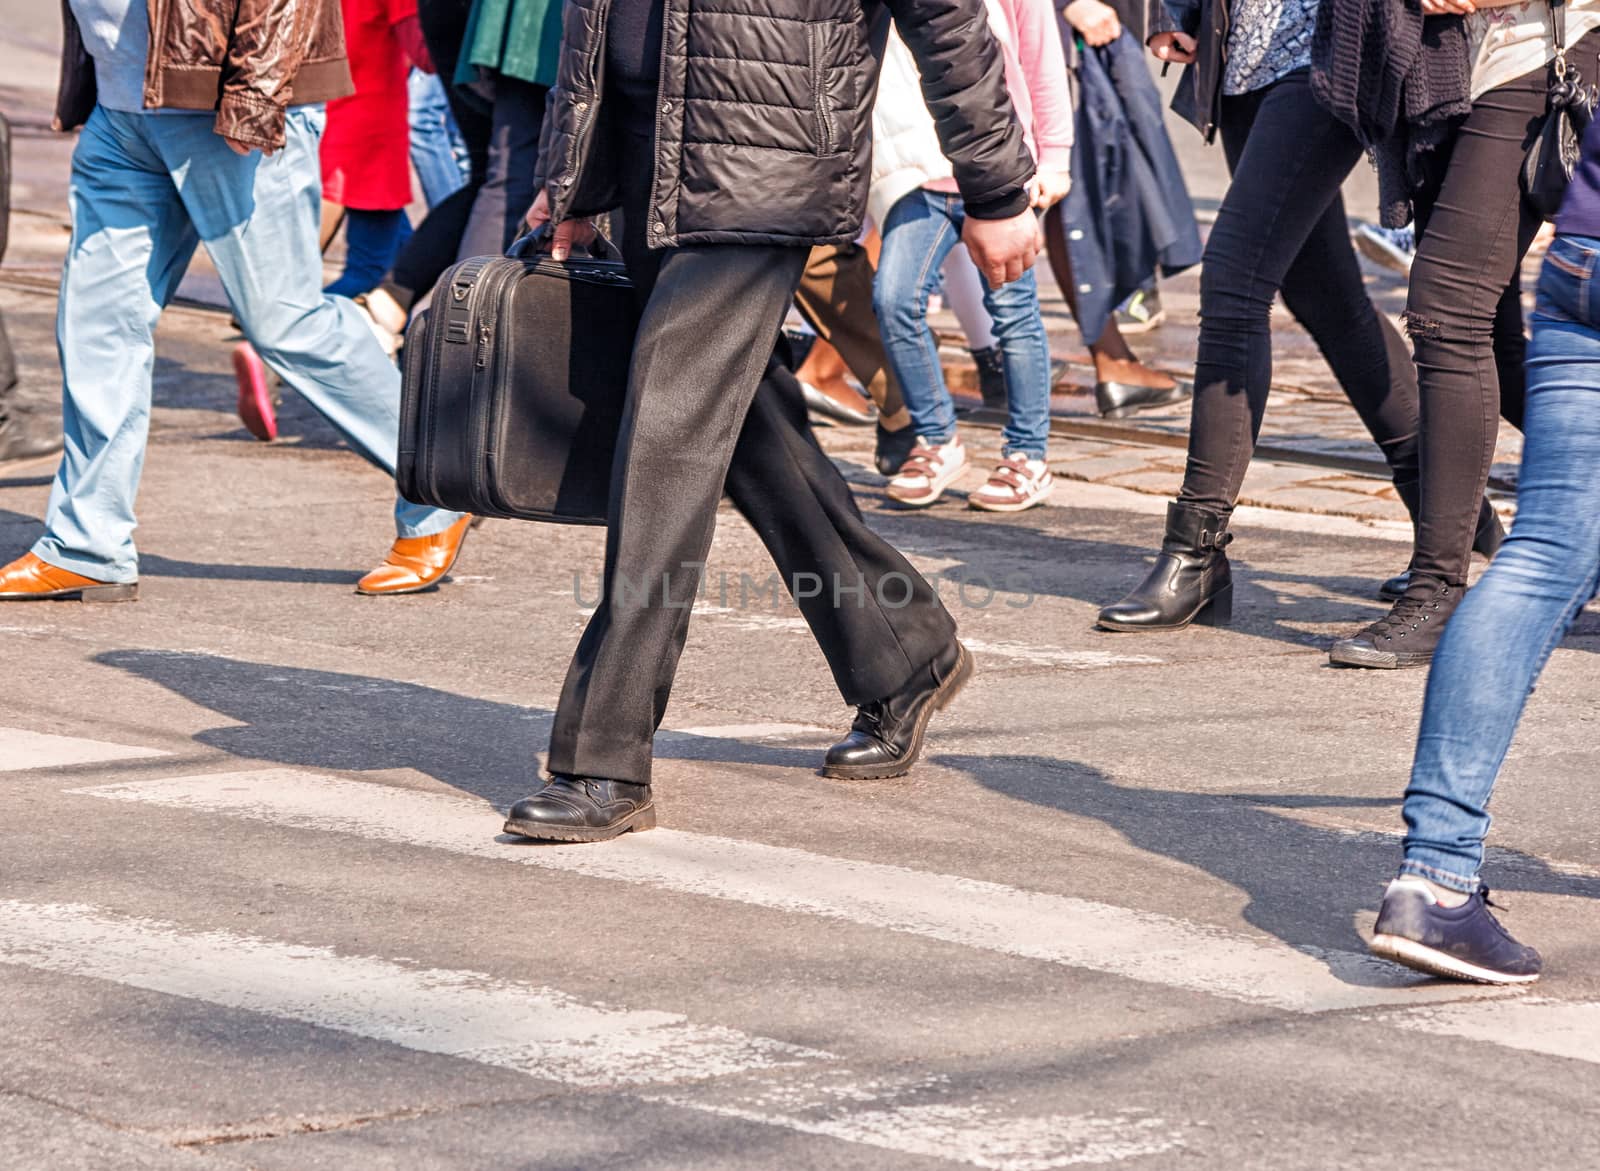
[1369,878,1542,985]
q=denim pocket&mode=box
[1536,236,1599,326]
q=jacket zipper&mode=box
[558,0,612,218]
[808,22,836,156]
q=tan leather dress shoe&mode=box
[0,552,137,602]
[356,515,480,596]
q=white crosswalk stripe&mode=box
[0,727,168,772]
[77,769,1501,1014]
[0,901,1183,1169]
[1393,999,1600,1065]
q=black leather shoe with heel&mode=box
[1097,502,1234,632]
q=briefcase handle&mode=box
[507,221,623,262]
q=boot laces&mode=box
[1365,581,1452,642]
[852,702,888,737]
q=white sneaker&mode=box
[1353,223,1415,276]
[968,455,1054,512]
[887,434,968,507]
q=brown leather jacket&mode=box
[54,0,354,152]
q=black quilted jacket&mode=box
[536,0,1037,248]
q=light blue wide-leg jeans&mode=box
[37,105,460,583]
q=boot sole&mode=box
[1369,933,1539,986]
[1327,641,1433,670]
[1096,583,1233,633]
[0,582,138,603]
[503,802,657,843]
[356,517,484,597]
[968,480,1054,513]
[821,644,973,781]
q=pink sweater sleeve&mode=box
[1010,0,1075,172]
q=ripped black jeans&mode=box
[1403,37,1600,586]
[1177,69,1420,515]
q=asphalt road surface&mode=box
[4,12,1599,1168]
[3,283,1600,1169]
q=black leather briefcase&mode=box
[397,235,637,525]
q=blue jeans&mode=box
[1401,233,1600,892]
[873,189,1052,459]
[324,209,413,300]
[407,68,470,209]
[36,106,461,583]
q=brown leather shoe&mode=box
[356,514,480,596]
[0,552,137,602]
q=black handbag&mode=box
[397,231,637,525]
[1523,0,1596,219]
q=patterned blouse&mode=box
[1222,0,1321,96]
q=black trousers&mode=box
[380,0,493,313]
[546,94,956,786]
[1402,37,1600,586]
[1177,69,1420,514]
[454,77,548,264]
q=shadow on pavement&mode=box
[138,552,358,586]
[941,751,1600,970]
[872,506,1397,650]
[93,650,823,808]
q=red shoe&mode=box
[232,343,278,441]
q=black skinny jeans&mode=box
[1405,33,1600,587]
[1178,69,1420,515]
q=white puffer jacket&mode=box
[868,30,954,230]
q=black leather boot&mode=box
[971,346,1008,410]
[1379,496,1506,601]
[823,641,972,780]
[503,776,655,843]
[1097,502,1234,632]
[875,422,918,476]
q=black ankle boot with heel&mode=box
[1097,503,1234,632]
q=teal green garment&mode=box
[456,0,565,89]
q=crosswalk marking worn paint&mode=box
[0,902,1181,1168]
[0,727,169,772]
[1390,998,1600,1065]
[0,901,816,1087]
[77,770,1501,1014]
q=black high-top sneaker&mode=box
[1329,574,1460,668]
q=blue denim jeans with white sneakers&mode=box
[1401,234,1600,892]
[35,105,461,584]
[873,189,1052,460]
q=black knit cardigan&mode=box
[1311,0,1473,227]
